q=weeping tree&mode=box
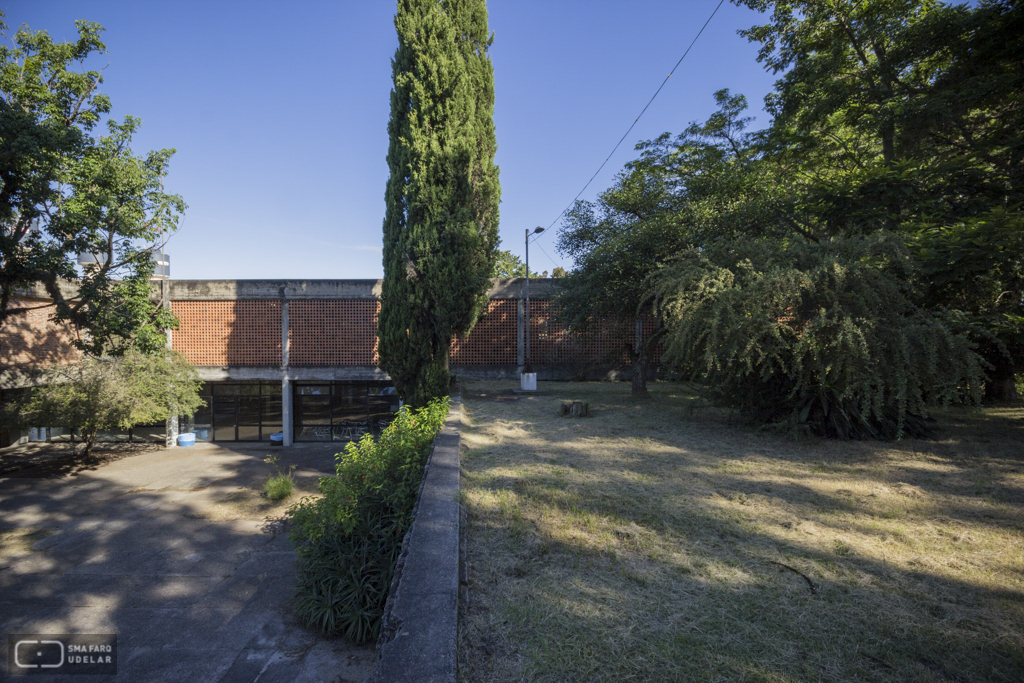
[378,0,500,407]
[652,235,985,439]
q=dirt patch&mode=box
[459,380,1024,683]
[198,474,324,522]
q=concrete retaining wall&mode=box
[367,393,462,683]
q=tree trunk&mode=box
[984,353,1018,402]
[631,353,650,399]
[82,427,97,457]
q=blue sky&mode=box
[5,0,779,279]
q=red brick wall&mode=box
[170,300,282,365]
[165,297,656,368]
[451,299,517,365]
[289,300,380,365]
[0,299,81,368]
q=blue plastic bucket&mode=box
[177,432,196,447]
[270,432,284,447]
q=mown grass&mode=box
[458,380,1024,683]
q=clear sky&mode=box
[5,0,780,280]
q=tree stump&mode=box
[559,401,589,417]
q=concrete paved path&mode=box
[0,442,377,682]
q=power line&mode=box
[539,0,726,239]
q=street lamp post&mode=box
[524,226,544,382]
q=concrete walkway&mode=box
[0,441,377,682]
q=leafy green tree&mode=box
[557,168,685,397]
[0,15,185,355]
[379,0,500,406]
[493,249,541,278]
[10,349,202,456]
[733,0,1024,395]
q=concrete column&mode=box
[163,279,177,447]
[516,297,525,370]
[281,288,293,446]
[282,378,293,447]
[165,414,179,448]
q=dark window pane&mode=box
[369,395,401,420]
[333,420,369,442]
[237,383,260,396]
[198,382,212,397]
[238,397,260,441]
[214,397,237,441]
[213,383,240,396]
[261,381,281,395]
[193,397,212,441]
[261,395,282,440]
[297,383,330,396]
[296,396,330,441]
[332,396,366,423]
[132,424,165,443]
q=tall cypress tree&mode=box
[379,0,500,406]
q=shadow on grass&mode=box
[461,381,1024,683]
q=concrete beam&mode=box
[194,366,391,382]
[167,279,383,300]
[166,278,562,301]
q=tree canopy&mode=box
[8,349,202,456]
[555,0,1023,434]
[0,15,185,356]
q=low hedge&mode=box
[288,396,449,643]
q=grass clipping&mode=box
[459,380,1024,683]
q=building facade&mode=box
[1,278,658,447]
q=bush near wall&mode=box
[288,397,449,643]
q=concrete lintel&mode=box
[166,279,561,301]
[194,366,391,382]
[371,397,462,683]
[167,279,384,300]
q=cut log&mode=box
[559,401,589,418]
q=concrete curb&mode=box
[367,392,462,683]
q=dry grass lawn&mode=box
[459,380,1024,683]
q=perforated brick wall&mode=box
[170,300,282,365]
[0,299,81,368]
[451,299,517,365]
[528,299,661,366]
[289,300,380,365]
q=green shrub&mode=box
[263,454,296,500]
[288,397,449,643]
[264,474,294,501]
[653,235,984,439]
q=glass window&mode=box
[296,395,331,441]
[212,383,241,396]
[237,383,261,396]
[296,383,330,396]
[132,423,166,443]
[261,394,283,440]
[213,397,237,441]
[193,397,212,441]
[237,396,261,441]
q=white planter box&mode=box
[520,372,537,391]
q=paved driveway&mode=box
[0,441,377,682]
